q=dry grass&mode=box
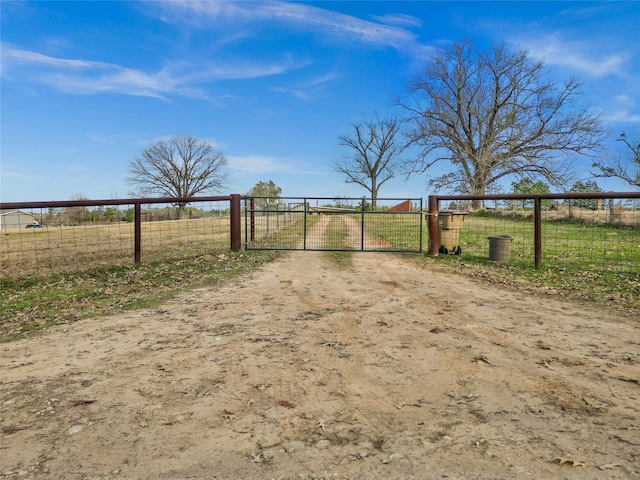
[1,217,231,276]
[521,205,638,226]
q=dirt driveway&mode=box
[1,251,639,479]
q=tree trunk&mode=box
[471,198,484,211]
[470,176,486,211]
[371,183,378,211]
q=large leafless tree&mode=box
[400,40,604,208]
[592,133,640,188]
[127,136,229,208]
[334,115,403,209]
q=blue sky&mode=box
[1,1,639,203]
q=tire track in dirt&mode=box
[1,251,638,479]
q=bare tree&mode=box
[65,193,90,225]
[127,136,229,208]
[334,115,403,209]
[592,133,640,188]
[399,40,604,209]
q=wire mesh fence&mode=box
[1,199,233,276]
[244,197,423,252]
[2,193,638,278]
[433,195,640,275]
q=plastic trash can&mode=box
[437,211,468,255]
[488,235,513,262]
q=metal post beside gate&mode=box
[361,198,365,251]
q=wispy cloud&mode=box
[603,110,640,123]
[154,1,421,51]
[55,163,90,173]
[310,71,342,86]
[229,155,284,174]
[0,170,36,181]
[524,33,630,78]
[269,67,342,101]
[1,45,307,99]
[270,86,310,100]
[602,95,640,123]
[371,13,422,29]
[228,155,314,175]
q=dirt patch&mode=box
[1,251,639,479]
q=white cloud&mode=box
[0,170,35,181]
[371,13,422,29]
[228,155,314,175]
[270,86,310,100]
[602,110,640,123]
[310,71,342,86]
[1,45,307,99]
[521,33,630,78]
[613,94,637,110]
[228,155,292,174]
[155,1,421,51]
[2,46,114,70]
[597,85,639,124]
[55,163,90,173]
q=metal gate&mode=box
[245,197,423,252]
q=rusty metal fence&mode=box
[0,195,242,276]
[427,192,640,273]
[3,192,639,276]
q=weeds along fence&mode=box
[0,195,243,276]
[427,192,640,274]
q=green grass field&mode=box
[246,212,319,249]
[370,211,639,312]
[448,215,638,311]
[458,212,639,270]
[2,210,637,341]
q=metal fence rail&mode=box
[427,192,640,273]
[0,195,242,275]
[245,197,423,252]
[3,192,638,276]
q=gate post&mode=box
[303,198,307,250]
[534,197,542,268]
[134,202,142,263]
[230,194,241,252]
[250,197,255,242]
[427,196,439,256]
[361,197,366,251]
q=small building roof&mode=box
[0,209,36,217]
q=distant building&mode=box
[0,210,37,230]
[389,200,412,212]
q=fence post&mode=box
[134,203,142,263]
[608,197,615,224]
[250,198,255,242]
[230,194,241,252]
[427,196,439,256]
[303,199,308,250]
[534,197,542,268]
[419,198,424,253]
[361,198,365,251]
